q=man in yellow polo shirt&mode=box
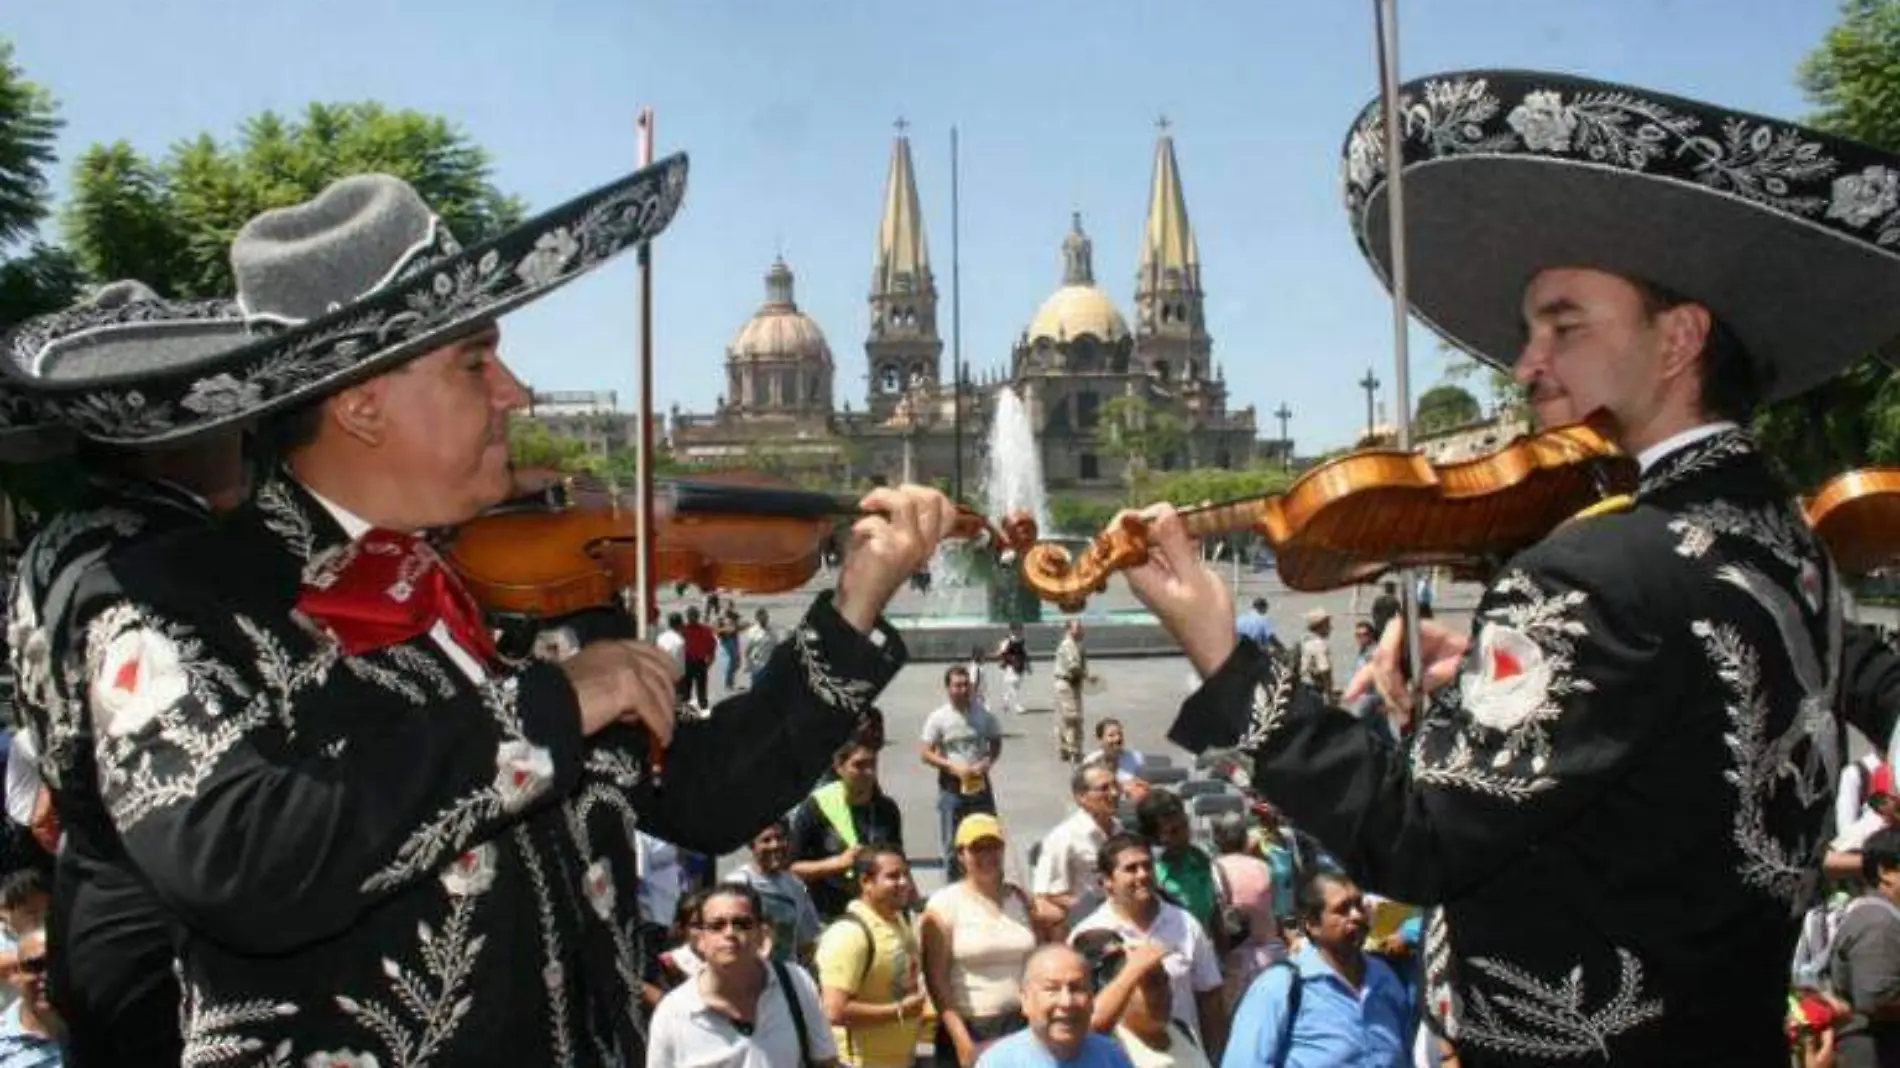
[816,846,926,1067]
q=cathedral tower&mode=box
[1134,122,1210,385]
[864,125,941,418]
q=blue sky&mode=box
[10,0,1841,451]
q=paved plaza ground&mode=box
[675,569,1481,891]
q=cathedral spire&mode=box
[872,125,932,297]
[865,121,942,415]
[1139,119,1200,293]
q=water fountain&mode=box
[885,386,1174,660]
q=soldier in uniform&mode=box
[1053,619,1087,763]
[1124,72,1900,1064]
[30,160,960,1063]
[2,280,254,1066]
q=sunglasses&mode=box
[697,917,759,934]
[14,956,45,977]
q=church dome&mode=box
[1028,284,1130,345]
[729,258,832,364]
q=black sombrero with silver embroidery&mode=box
[0,280,252,458]
[1344,70,1900,402]
[22,154,688,445]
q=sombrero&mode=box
[0,280,252,459]
[1345,70,1900,401]
[23,154,688,445]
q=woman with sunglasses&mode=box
[646,884,837,1068]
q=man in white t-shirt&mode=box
[646,883,837,1068]
[1069,834,1225,1057]
[920,664,1002,880]
[1034,760,1122,921]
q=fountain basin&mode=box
[886,609,1179,662]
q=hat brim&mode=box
[1346,71,1900,403]
[34,153,689,445]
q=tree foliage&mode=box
[1757,1,1900,487]
[1415,384,1483,435]
[1099,395,1186,503]
[0,39,79,330]
[64,102,526,299]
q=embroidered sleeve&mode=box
[589,590,905,856]
[79,591,584,953]
[1172,541,1668,904]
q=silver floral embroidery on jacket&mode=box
[1412,571,1590,800]
[1458,948,1664,1059]
[179,985,298,1067]
[359,678,551,894]
[1637,430,1755,499]
[87,604,268,830]
[1669,501,1806,571]
[1235,657,1297,755]
[334,844,495,1066]
[793,624,878,715]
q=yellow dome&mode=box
[730,307,832,364]
[1027,284,1129,344]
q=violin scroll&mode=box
[1020,513,1155,613]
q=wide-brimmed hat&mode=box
[31,155,688,445]
[1344,70,1900,402]
[1,280,252,458]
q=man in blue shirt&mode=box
[1221,872,1409,1068]
[979,945,1134,1068]
[1236,599,1278,651]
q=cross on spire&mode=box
[1155,114,1172,134]
[894,116,910,135]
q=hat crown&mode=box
[85,279,164,311]
[232,174,456,326]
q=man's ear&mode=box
[329,380,387,447]
[1658,303,1713,383]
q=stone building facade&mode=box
[670,127,1263,498]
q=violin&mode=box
[1804,467,1900,575]
[446,471,1037,619]
[1017,411,1637,611]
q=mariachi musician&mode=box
[2,280,254,1067]
[18,160,962,1063]
[1127,71,1900,1065]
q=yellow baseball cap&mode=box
[954,813,1006,849]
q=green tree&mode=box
[1047,495,1118,537]
[0,39,80,329]
[1415,383,1483,434]
[1440,343,1524,420]
[1756,1,1900,486]
[1099,395,1186,504]
[64,101,526,299]
[507,418,592,472]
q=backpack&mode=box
[1792,891,1857,992]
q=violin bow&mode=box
[635,106,666,786]
[1372,0,1428,704]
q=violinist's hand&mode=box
[836,484,959,633]
[1369,615,1469,721]
[1117,504,1236,677]
[562,640,680,743]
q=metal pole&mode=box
[1373,0,1425,695]
[635,106,655,642]
[951,125,963,499]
